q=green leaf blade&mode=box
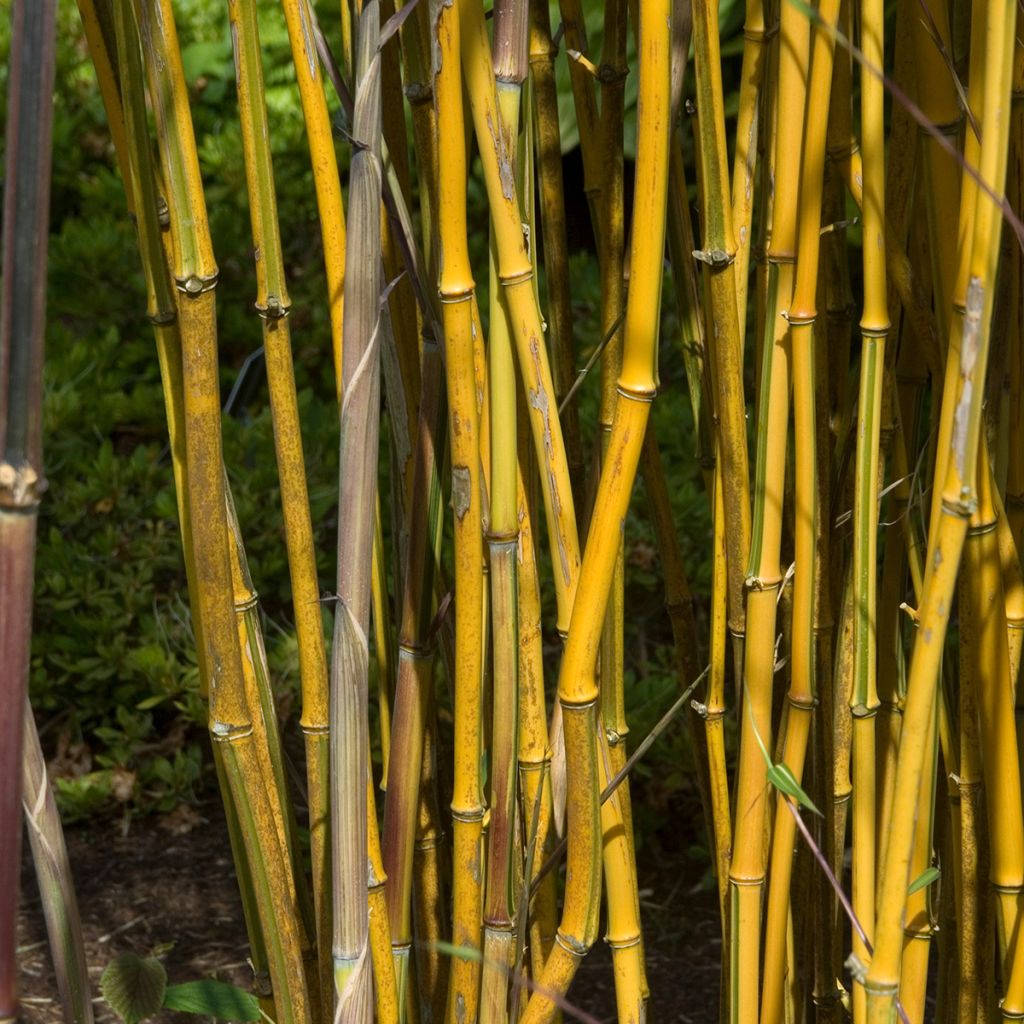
[162,980,261,1020]
[767,762,823,817]
[100,954,167,1024]
[907,866,940,896]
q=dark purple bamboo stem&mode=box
[0,1,59,1020]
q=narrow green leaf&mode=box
[907,866,940,896]
[100,954,167,1024]
[163,980,261,1020]
[430,940,485,964]
[767,762,823,817]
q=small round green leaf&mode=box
[100,953,167,1024]
[162,980,261,1021]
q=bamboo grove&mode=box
[8,0,1024,1019]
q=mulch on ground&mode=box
[17,796,720,1023]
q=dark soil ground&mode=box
[17,797,721,1023]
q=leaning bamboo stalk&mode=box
[330,5,383,1019]
[729,0,766,336]
[431,2,486,1018]
[865,0,1017,1011]
[135,2,313,1020]
[479,8,527,1016]
[227,1,333,1005]
[527,0,584,496]
[458,0,581,638]
[104,5,277,1010]
[520,0,671,1014]
[0,3,59,1020]
[279,0,347,390]
[21,706,93,1024]
[691,0,752,674]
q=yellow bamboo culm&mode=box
[865,0,1017,1014]
[518,0,671,1016]
[432,3,486,1021]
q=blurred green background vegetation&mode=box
[1,0,734,866]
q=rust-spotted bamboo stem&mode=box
[227,1,333,1006]
[136,2,313,1019]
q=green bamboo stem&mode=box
[692,0,752,673]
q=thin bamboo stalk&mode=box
[382,337,447,1018]
[729,0,806,1013]
[528,0,584,497]
[515,461,557,987]
[227,2,333,1005]
[849,0,889,1012]
[21,706,93,1024]
[480,9,528,1015]
[280,0,347,391]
